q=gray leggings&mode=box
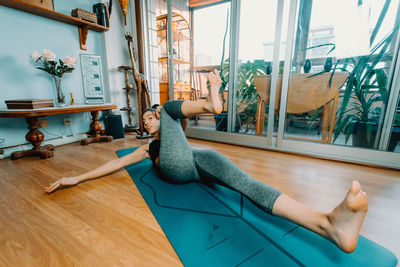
[159,100,281,214]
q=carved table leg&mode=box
[81,111,113,145]
[11,117,55,160]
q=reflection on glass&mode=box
[188,2,231,131]
[233,0,278,136]
[283,0,400,151]
[156,0,191,105]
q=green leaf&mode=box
[329,59,341,88]
[344,121,355,144]
[370,0,391,45]
[370,27,395,54]
[342,58,350,70]
[362,29,397,85]
[350,57,357,67]
[338,75,355,119]
[354,57,367,84]
[374,68,388,104]
[327,45,336,55]
[366,95,382,105]
[333,115,352,143]
[306,71,325,78]
[36,67,48,72]
[361,85,379,89]
[303,43,335,51]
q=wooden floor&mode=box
[1,134,400,266]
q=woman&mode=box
[45,70,368,253]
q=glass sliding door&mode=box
[276,0,400,168]
[188,0,285,142]
[382,41,400,153]
[156,0,191,104]
[187,1,231,131]
[179,0,400,168]
[232,0,280,136]
[280,0,400,150]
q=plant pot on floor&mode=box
[214,113,240,132]
[388,126,400,152]
[352,122,400,151]
[352,122,378,149]
[288,115,321,134]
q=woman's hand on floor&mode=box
[45,177,80,194]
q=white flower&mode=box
[30,50,41,61]
[42,49,56,61]
[64,56,77,67]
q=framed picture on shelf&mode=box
[80,54,105,104]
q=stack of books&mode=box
[5,99,54,109]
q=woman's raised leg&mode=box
[158,102,200,184]
[192,149,282,214]
[180,69,223,117]
[158,69,222,184]
[193,148,368,253]
[272,181,368,253]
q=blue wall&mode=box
[0,1,110,149]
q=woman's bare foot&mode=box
[325,180,368,253]
[205,70,223,114]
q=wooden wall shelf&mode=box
[0,0,109,50]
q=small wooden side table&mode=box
[253,73,348,143]
[0,104,117,159]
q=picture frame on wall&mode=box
[80,54,105,104]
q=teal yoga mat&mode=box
[117,148,398,267]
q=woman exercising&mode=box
[45,70,368,253]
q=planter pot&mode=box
[214,113,228,131]
[291,117,320,129]
[352,122,378,149]
[289,116,321,134]
[214,113,240,132]
[388,127,400,152]
[352,123,400,151]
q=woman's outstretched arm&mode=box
[45,144,150,194]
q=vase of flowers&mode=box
[31,49,77,106]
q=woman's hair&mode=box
[143,107,156,114]
[143,104,160,115]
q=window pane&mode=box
[189,2,231,131]
[281,0,400,151]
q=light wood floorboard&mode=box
[0,134,399,266]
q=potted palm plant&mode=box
[215,58,271,133]
[213,58,271,133]
[314,1,400,150]
[332,25,399,150]
[213,9,272,133]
